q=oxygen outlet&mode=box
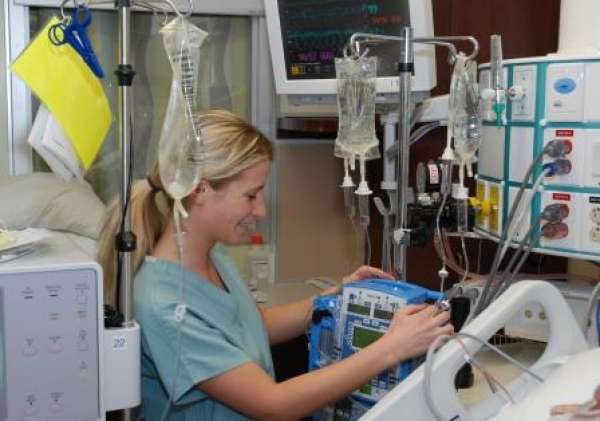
[541,203,570,222]
[542,159,572,177]
[541,221,569,240]
[545,139,573,158]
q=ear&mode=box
[190,180,211,205]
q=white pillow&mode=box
[0,173,106,239]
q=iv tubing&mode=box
[160,210,187,421]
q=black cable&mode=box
[114,111,135,313]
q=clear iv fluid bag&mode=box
[158,17,208,200]
[334,55,380,161]
[451,59,481,164]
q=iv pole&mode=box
[58,1,190,420]
[348,30,479,280]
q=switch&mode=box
[24,394,38,416]
[48,336,63,354]
[78,330,89,352]
[49,392,63,414]
[22,338,38,357]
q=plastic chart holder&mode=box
[11,17,112,170]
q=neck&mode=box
[153,216,215,276]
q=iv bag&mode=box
[451,58,481,165]
[334,55,380,161]
[158,17,208,201]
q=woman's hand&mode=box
[342,265,394,283]
[379,304,454,366]
[322,265,394,295]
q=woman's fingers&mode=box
[343,265,395,283]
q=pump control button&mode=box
[554,78,576,94]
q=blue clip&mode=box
[48,5,105,78]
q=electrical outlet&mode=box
[540,191,580,250]
[580,195,600,254]
[590,226,600,243]
[590,206,600,224]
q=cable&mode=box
[454,337,514,403]
[363,223,372,266]
[115,110,135,310]
[423,331,545,420]
[584,281,600,341]
[472,156,549,319]
[597,298,600,346]
[487,214,543,303]
[456,332,544,383]
[460,234,469,283]
[423,334,452,421]
[497,229,543,300]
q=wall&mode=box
[276,140,359,281]
[0,4,9,177]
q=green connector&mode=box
[493,102,506,127]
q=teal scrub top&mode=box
[133,244,274,421]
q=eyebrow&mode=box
[245,185,264,193]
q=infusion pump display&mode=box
[276,0,410,80]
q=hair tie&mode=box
[146,176,161,193]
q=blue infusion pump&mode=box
[308,279,444,421]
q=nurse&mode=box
[98,109,453,420]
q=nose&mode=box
[253,192,267,218]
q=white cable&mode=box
[584,281,600,340]
[159,210,188,421]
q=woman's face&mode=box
[199,160,270,245]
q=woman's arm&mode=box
[259,296,314,345]
[260,266,393,345]
[200,304,453,421]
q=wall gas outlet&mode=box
[540,191,580,250]
[543,128,583,186]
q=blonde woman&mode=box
[98,109,453,421]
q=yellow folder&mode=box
[11,17,112,170]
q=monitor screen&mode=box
[352,325,384,349]
[265,0,436,95]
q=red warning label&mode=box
[552,193,571,201]
[555,129,574,137]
